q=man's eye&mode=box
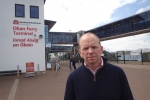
[83,48,88,50]
[92,46,97,49]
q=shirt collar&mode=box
[84,57,104,75]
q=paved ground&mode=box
[0,61,150,100]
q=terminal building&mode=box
[0,0,56,73]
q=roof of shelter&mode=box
[45,20,56,31]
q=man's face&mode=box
[78,35,103,65]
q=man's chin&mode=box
[88,61,96,65]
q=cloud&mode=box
[136,5,150,14]
[44,0,137,32]
[138,0,147,4]
[101,32,150,52]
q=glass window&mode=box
[15,4,25,17]
[30,6,39,18]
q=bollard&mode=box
[59,62,61,69]
[38,64,39,75]
[17,65,19,79]
[56,62,58,75]
[65,60,66,67]
[66,60,67,67]
[67,60,69,66]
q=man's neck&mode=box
[85,59,102,71]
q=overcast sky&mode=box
[44,0,150,52]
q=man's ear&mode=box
[100,46,103,51]
[100,46,103,54]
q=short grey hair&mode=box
[78,32,101,49]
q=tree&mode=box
[54,52,58,56]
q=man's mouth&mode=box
[88,56,95,59]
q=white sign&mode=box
[46,42,51,47]
[130,52,140,55]
[47,62,51,68]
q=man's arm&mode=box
[120,69,134,100]
[64,75,76,100]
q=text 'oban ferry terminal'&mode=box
[12,26,39,47]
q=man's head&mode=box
[78,32,103,66]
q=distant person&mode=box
[70,55,76,70]
[81,57,84,65]
[64,32,134,100]
[56,60,60,70]
[69,58,72,70]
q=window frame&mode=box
[30,6,39,18]
[15,4,25,17]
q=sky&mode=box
[44,0,150,52]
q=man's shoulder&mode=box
[69,65,84,77]
[101,63,127,78]
[105,62,124,72]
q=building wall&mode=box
[118,54,141,61]
[0,0,45,72]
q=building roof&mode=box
[45,20,56,31]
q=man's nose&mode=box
[88,48,93,53]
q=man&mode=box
[70,55,76,70]
[64,32,134,100]
[80,57,84,65]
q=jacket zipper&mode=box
[94,74,96,82]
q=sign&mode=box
[12,20,40,48]
[131,52,140,55]
[47,62,51,68]
[46,42,51,47]
[13,20,41,25]
[25,62,35,77]
[26,62,34,72]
